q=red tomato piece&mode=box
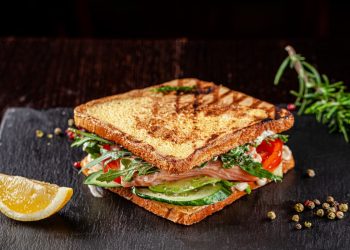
[103,159,121,173]
[114,177,122,184]
[256,138,283,171]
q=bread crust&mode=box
[81,155,295,225]
[74,79,294,174]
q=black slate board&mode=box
[0,108,350,250]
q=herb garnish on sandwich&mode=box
[70,78,295,225]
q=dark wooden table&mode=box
[1,38,350,120]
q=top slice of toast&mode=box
[74,78,294,173]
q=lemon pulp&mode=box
[0,173,73,221]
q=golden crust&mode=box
[81,155,295,225]
[74,78,294,173]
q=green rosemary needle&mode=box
[152,85,196,93]
[274,45,350,142]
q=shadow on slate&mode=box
[0,108,349,250]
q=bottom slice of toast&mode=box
[81,156,295,225]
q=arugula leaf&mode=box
[220,144,282,182]
[70,128,113,159]
[96,158,158,182]
[268,134,289,143]
[82,149,132,171]
[152,85,196,93]
[220,144,250,169]
[245,186,252,194]
[69,128,158,181]
[221,180,237,189]
[70,128,113,147]
[276,134,289,143]
[83,141,100,159]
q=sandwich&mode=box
[69,78,295,225]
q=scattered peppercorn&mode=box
[68,118,74,127]
[47,134,53,139]
[35,130,44,138]
[313,199,321,206]
[294,203,304,213]
[291,214,300,222]
[268,197,348,231]
[336,211,344,219]
[327,196,335,203]
[306,169,316,178]
[54,127,62,135]
[316,208,325,217]
[304,221,312,228]
[322,203,330,210]
[73,161,81,168]
[267,211,276,220]
[327,207,337,213]
[287,103,296,111]
[327,212,336,220]
[304,200,315,209]
[339,203,348,213]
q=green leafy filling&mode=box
[70,128,285,182]
[220,144,282,182]
[96,158,158,182]
[69,128,158,181]
[151,85,196,93]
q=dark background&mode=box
[1,2,350,249]
[1,0,350,118]
[0,0,350,39]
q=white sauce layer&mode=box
[256,178,267,186]
[88,185,105,198]
[282,145,292,161]
[235,182,249,191]
[253,130,275,145]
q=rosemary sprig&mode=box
[274,45,350,142]
[220,144,282,182]
[152,85,196,93]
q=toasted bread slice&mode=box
[74,78,294,173]
[81,155,295,225]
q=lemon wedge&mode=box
[0,173,73,221]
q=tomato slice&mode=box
[102,144,111,151]
[114,177,122,184]
[103,159,122,183]
[103,159,121,173]
[256,138,283,171]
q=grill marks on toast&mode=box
[174,79,184,114]
[75,78,294,172]
[141,81,268,147]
